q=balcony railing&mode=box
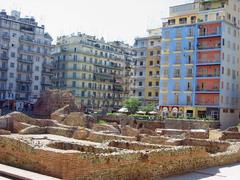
[197,73,220,78]
[197,43,221,50]
[197,59,220,64]
[199,29,222,37]
[16,79,32,83]
[195,101,219,106]
[196,87,220,92]
[17,58,33,64]
[2,34,10,40]
[1,55,9,60]
[0,67,8,71]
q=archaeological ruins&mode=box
[0,91,240,179]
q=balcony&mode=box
[0,77,7,81]
[19,36,34,42]
[16,79,32,83]
[196,73,220,78]
[1,55,9,60]
[197,43,221,50]
[41,81,52,86]
[2,34,10,40]
[0,67,8,71]
[1,45,9,50]
[199,29,222,37]
[196,86,220,93]
[17,68,33,73]
[17,58,33,64]
[195,100,219,107]
[197,59,220,65]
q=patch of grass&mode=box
[97,120,107,125]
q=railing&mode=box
[196,87,220,92]
[2,34,10,40]
[197,59,220,64]
[197,73,220,78]
[0,67,8,71]
[195,101,219,106]
[199,29,222,37]
[17,58,33,64]
[16,79,32,83]
[1,55,9,60]
[197,43,221,50]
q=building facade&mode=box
[0,10,53,110]
[132,29,161,106]
[159,0,240,129]
[52,33,133,111]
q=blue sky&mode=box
[0,0,189,44]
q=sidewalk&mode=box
[0,164,60,180]
[164,163,240,180]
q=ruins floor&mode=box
[164,162,240,180]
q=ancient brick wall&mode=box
[1,136,240,179]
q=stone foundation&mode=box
[0,134,240,180]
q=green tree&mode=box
[140,104,155,113]
[123,97,141,114]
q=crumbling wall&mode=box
[33,89,79,117]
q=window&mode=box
[148,92,152,97]
[72,81,76,87]
[34,85,38,90]
[139,82,142,86]
[149,61,153,66]
[148,82,152,86]
[11,52,15,58]
[149,71,153,76]
[35,76,39,80]
[10,63,14,68]
[35,66,39,71]
[155,92,159,97]
[139,72,143,76]
[150,41,154,46]
[138,92,142,97]
[9,72,14,78]
[150,51,154,56]
[140,61,143,66]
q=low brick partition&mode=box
[220,131,240,140]
[164,119,220,130]
[180,139,230,154]
[1,134,240,179]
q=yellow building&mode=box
[132,28,161,106]
[52,33,131,111]
[144,29,161,106]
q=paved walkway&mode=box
[0,164,60,180]
[164,163,240,180]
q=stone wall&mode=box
[33,89,79,117]
[0,135,240,179]
[220,131,240,140]
[164,119,220,130]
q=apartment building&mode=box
[52,33,133,111]
[132,29,161,106]
[0,10,53,109]
[159,0,240,129]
